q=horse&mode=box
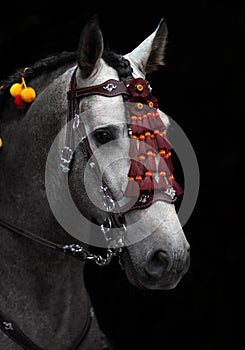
[0,15,190,350]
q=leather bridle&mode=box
[60,66,177,245]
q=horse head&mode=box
[64,16,190,290]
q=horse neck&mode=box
[0,65,93,347]
[0,65,74,236]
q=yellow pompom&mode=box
[10,83,23,97]
[20,87,36,103]
[0,138,3,148]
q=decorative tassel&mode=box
[158,156,171,174]
[128,159,139,177]
[165,151,174,172]
[154,171,169,190]
[169,175,183,195]
[145,131,156,151]
[154,131,172,151]
[123,77,183,200]
[124,177,140,197]
[149,112,165,130]
[140,171,154,192]
[130,116,138,135]
[138,135,147,156]
[145,151,157,173]
[129,135,138,159]
[137,116,144,135]
[142,114,150,131]
[137,158,147,176]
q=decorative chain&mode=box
[62,244,121,266]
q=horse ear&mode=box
[124,18,168,76]
[77,15,104,79]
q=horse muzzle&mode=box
[122,241,190,290]
[143,246,190,290]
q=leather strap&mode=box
[0,303,93,350]
[0,310,44,350]
[67,79,130,100]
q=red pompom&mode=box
[14,94,27,108]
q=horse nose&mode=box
[145,247,190,280]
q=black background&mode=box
[0,1,240,349]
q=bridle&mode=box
[0,63,182,349]
[60,65,179,248]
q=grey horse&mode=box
[0,16,190,349]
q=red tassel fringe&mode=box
[124,85,183,198]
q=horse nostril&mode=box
[156,251,172,272]
[145,250,172,279]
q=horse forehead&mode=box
[77,59,119,87]
[81,95,126,130]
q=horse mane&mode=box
[102,49,133,78]
[0,48,132,93]
[0,51,77,91]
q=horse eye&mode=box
[94,130,113,144]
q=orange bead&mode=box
[136,84,143,91]
[136,102,143,110]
